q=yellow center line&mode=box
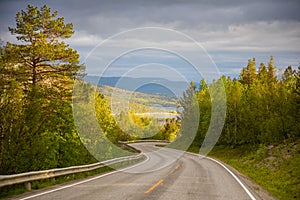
[144,179,164,194]
[165,163,181,177]
[144,163,181,194]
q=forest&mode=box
[0,4,299,179]
[191,57,300,147]
[0,5,179,175]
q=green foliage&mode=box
[195,57,299,146]
[205,141,300,200]
[94,84,181,142]
[152,118,180,141]
[95,92,133,143]
[1,9,298,199]
[189,56,299,200]
[239,58,257,85]
[171,81,199,150]
[3,5,84,90]
[0,4,91,175]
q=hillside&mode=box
[97,84,177,113]
[207,140,300,200]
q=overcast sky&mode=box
[0,0,299,81]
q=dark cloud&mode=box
[0,0,299,77]
[58,0,300,34]
[1,0,299,35]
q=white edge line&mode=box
[16,145,256,200]
[185,152,257,200]
[18,153,149,200]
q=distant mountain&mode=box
[97,84,177,111]
[84,76,190,96]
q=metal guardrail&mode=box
[119,140,170,144]
[0,142,144,190]
[0,140,168,191]
[118,140,169,153]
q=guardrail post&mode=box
[24,182,31,191]
[0,140,165,190]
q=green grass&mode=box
[188,141,300,200]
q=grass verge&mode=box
[188,140,300,200]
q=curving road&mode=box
[14,142,259,200]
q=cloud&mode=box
[196,20,300,52]
[67,30,103,46]
[0,0,299,79]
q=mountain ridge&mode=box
[84,76,191,96]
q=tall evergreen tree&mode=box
[267,55,277,84]
[239,58,257,85]
[258,62,268,84]
[3,5,83,95]
[0,5,87,174]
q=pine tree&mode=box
[0,5,86,174]
[267,55,277,84]
[239,58,257,85]
[258,62,268,84]
[3,4,84,96]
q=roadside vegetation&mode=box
[0,4,179,176]
[0,4,299,200]
[184,57,300,200]
[207,141,300,200]
[0,156,144,199]
[0,5,97,175]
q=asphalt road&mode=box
[15,142,258,200]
